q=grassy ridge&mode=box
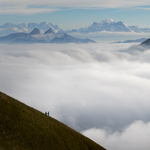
[0,91,106,150]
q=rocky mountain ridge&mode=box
[1,20,150,37]
[0,22,64,37]
[67,19,150,33]
[0,28,96,44]
[113,38,148,44]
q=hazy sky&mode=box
[1,0,150,29]
[0,42,150,150]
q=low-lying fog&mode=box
[0,42,150,150]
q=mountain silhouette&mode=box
[29,28,40,35]
[0,28,96,44]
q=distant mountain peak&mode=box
[2,23,15,28]
[140,38,150,46]
[101,19,115,24]
[92,22,98,25]
[0,28,96,44]
[109,19,114,22]
[44,28,54,34]
[30,28,40,35]
[1,20,150,37]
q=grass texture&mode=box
[0,91,106,150]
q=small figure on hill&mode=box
[48,111,49,116]
[45,112,47,116]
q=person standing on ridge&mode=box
[45,112,47,116]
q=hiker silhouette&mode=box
[45,112,47,116]
[45,111,49,116]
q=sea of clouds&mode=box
[0,42,150,150]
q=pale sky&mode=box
[1,0,150,30]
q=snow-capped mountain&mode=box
[87,20,130,32]
[1,20,150,37]
[27,22,63,33]
[101,19,115,24]
[0,22,64,37]
[0,28,96,44]
[67,19,150,33]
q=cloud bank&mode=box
[0,42,150,150]
[0,6,59,15]
[1,0,150,8]
[82,121,150,150]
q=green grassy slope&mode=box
[0,91,106,150]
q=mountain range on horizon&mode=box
[0,28,96,44]
[113,38,148,44]
[1,19,150,37]
[0,22,64,37]
[67,19,150,33]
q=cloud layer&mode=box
[0,6,59,14]
[82,121,150,150]
[1,0,150,8]
[0,42,150,150]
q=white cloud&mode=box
[82,121,150,150]
[1,43,150,149]
[0,6,59,14]
[1,0,150,8]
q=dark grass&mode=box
[0,91,106,150]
